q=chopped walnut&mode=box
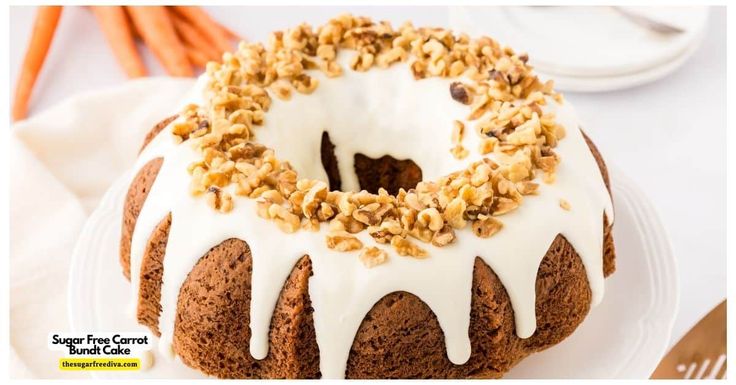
[334,213,366,233]
[443,198,467,228]
[417,207,443,231]
[451,120,465,145]
[352,203,382,226]
[367,226,393,244]
[302,181,328,218]
[451,144,469,160]
[205,187,233,213]
[559,198,571,211]
[316,202,336,221]
[471,163,492,187]
[493,197,520,216]
[326,231,363,251]
[450,82,471,105]
[317,44,336,61]
[391,236,427,258]
[472,215,503,238]
[431,225,456,247]
[336,192,357,215]
[269,204,301,233]
[301,217,321,232]
[516,181,539,195]
[292,74,319,94]
[270,80,292,100]
[478,137,497,154]
[359,246,388,268]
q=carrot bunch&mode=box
[12,6,241,122]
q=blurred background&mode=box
[9,5,727,378]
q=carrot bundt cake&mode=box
[120,14,615,378]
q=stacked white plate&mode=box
[449,6,709,92]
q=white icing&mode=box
[127,53,613,378]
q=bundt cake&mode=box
[120,14,615,379]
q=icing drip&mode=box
[127,57,613,378]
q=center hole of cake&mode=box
[320,132,422,195]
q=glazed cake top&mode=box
[168,14,574,260]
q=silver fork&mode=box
[676,354,727,379]
[530,6,685,35]
[651,300,727,379]
[611,6,685,35]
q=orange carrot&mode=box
[128,10,141,40]
[185,45,210,69]
[12,6,62,121]
[171,6,232,54]
[126,6,193,77]
[91,6,147,78]
[172,13,220,61]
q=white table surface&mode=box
[10,6,726,352]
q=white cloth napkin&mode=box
[10,78,195,379]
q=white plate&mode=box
[449,6,708,78]
[68,168,678,379]
[448,6,708,92]
[533,29,705,93]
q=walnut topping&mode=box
[431,225,456,247]
[451,144,469,160]
[450,82,470,104]
[472,215,503,238]
[391,236,427,258]
[352,203,381,226]
[171,14,567,265]
[205,186,233,213]
[333,213,365,234]
[270,80,292,100]
[451,120,465,145]
[443,198,467,229]
[492,196,520,216]
[302,181,328,218]
[326,231,363,251]
[478,137,498,154]
[559,198,571,211]
[367,227,392,244]
[417,207,444,232]
[359,246,388,268]
[516,181,539,195]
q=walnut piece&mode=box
[326,231,363,251]
[472,215,503,238]
[359,246,388,268]
[391,236,427,258]
[559,198,571,211]
[450,82,471,105]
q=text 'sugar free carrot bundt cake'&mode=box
[120,14,615,379]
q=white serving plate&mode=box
[448,6,708,92]
[68,168,678,379]
[449,6,708,77]
[532,27,705,93]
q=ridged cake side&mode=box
[119,118,615,379]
